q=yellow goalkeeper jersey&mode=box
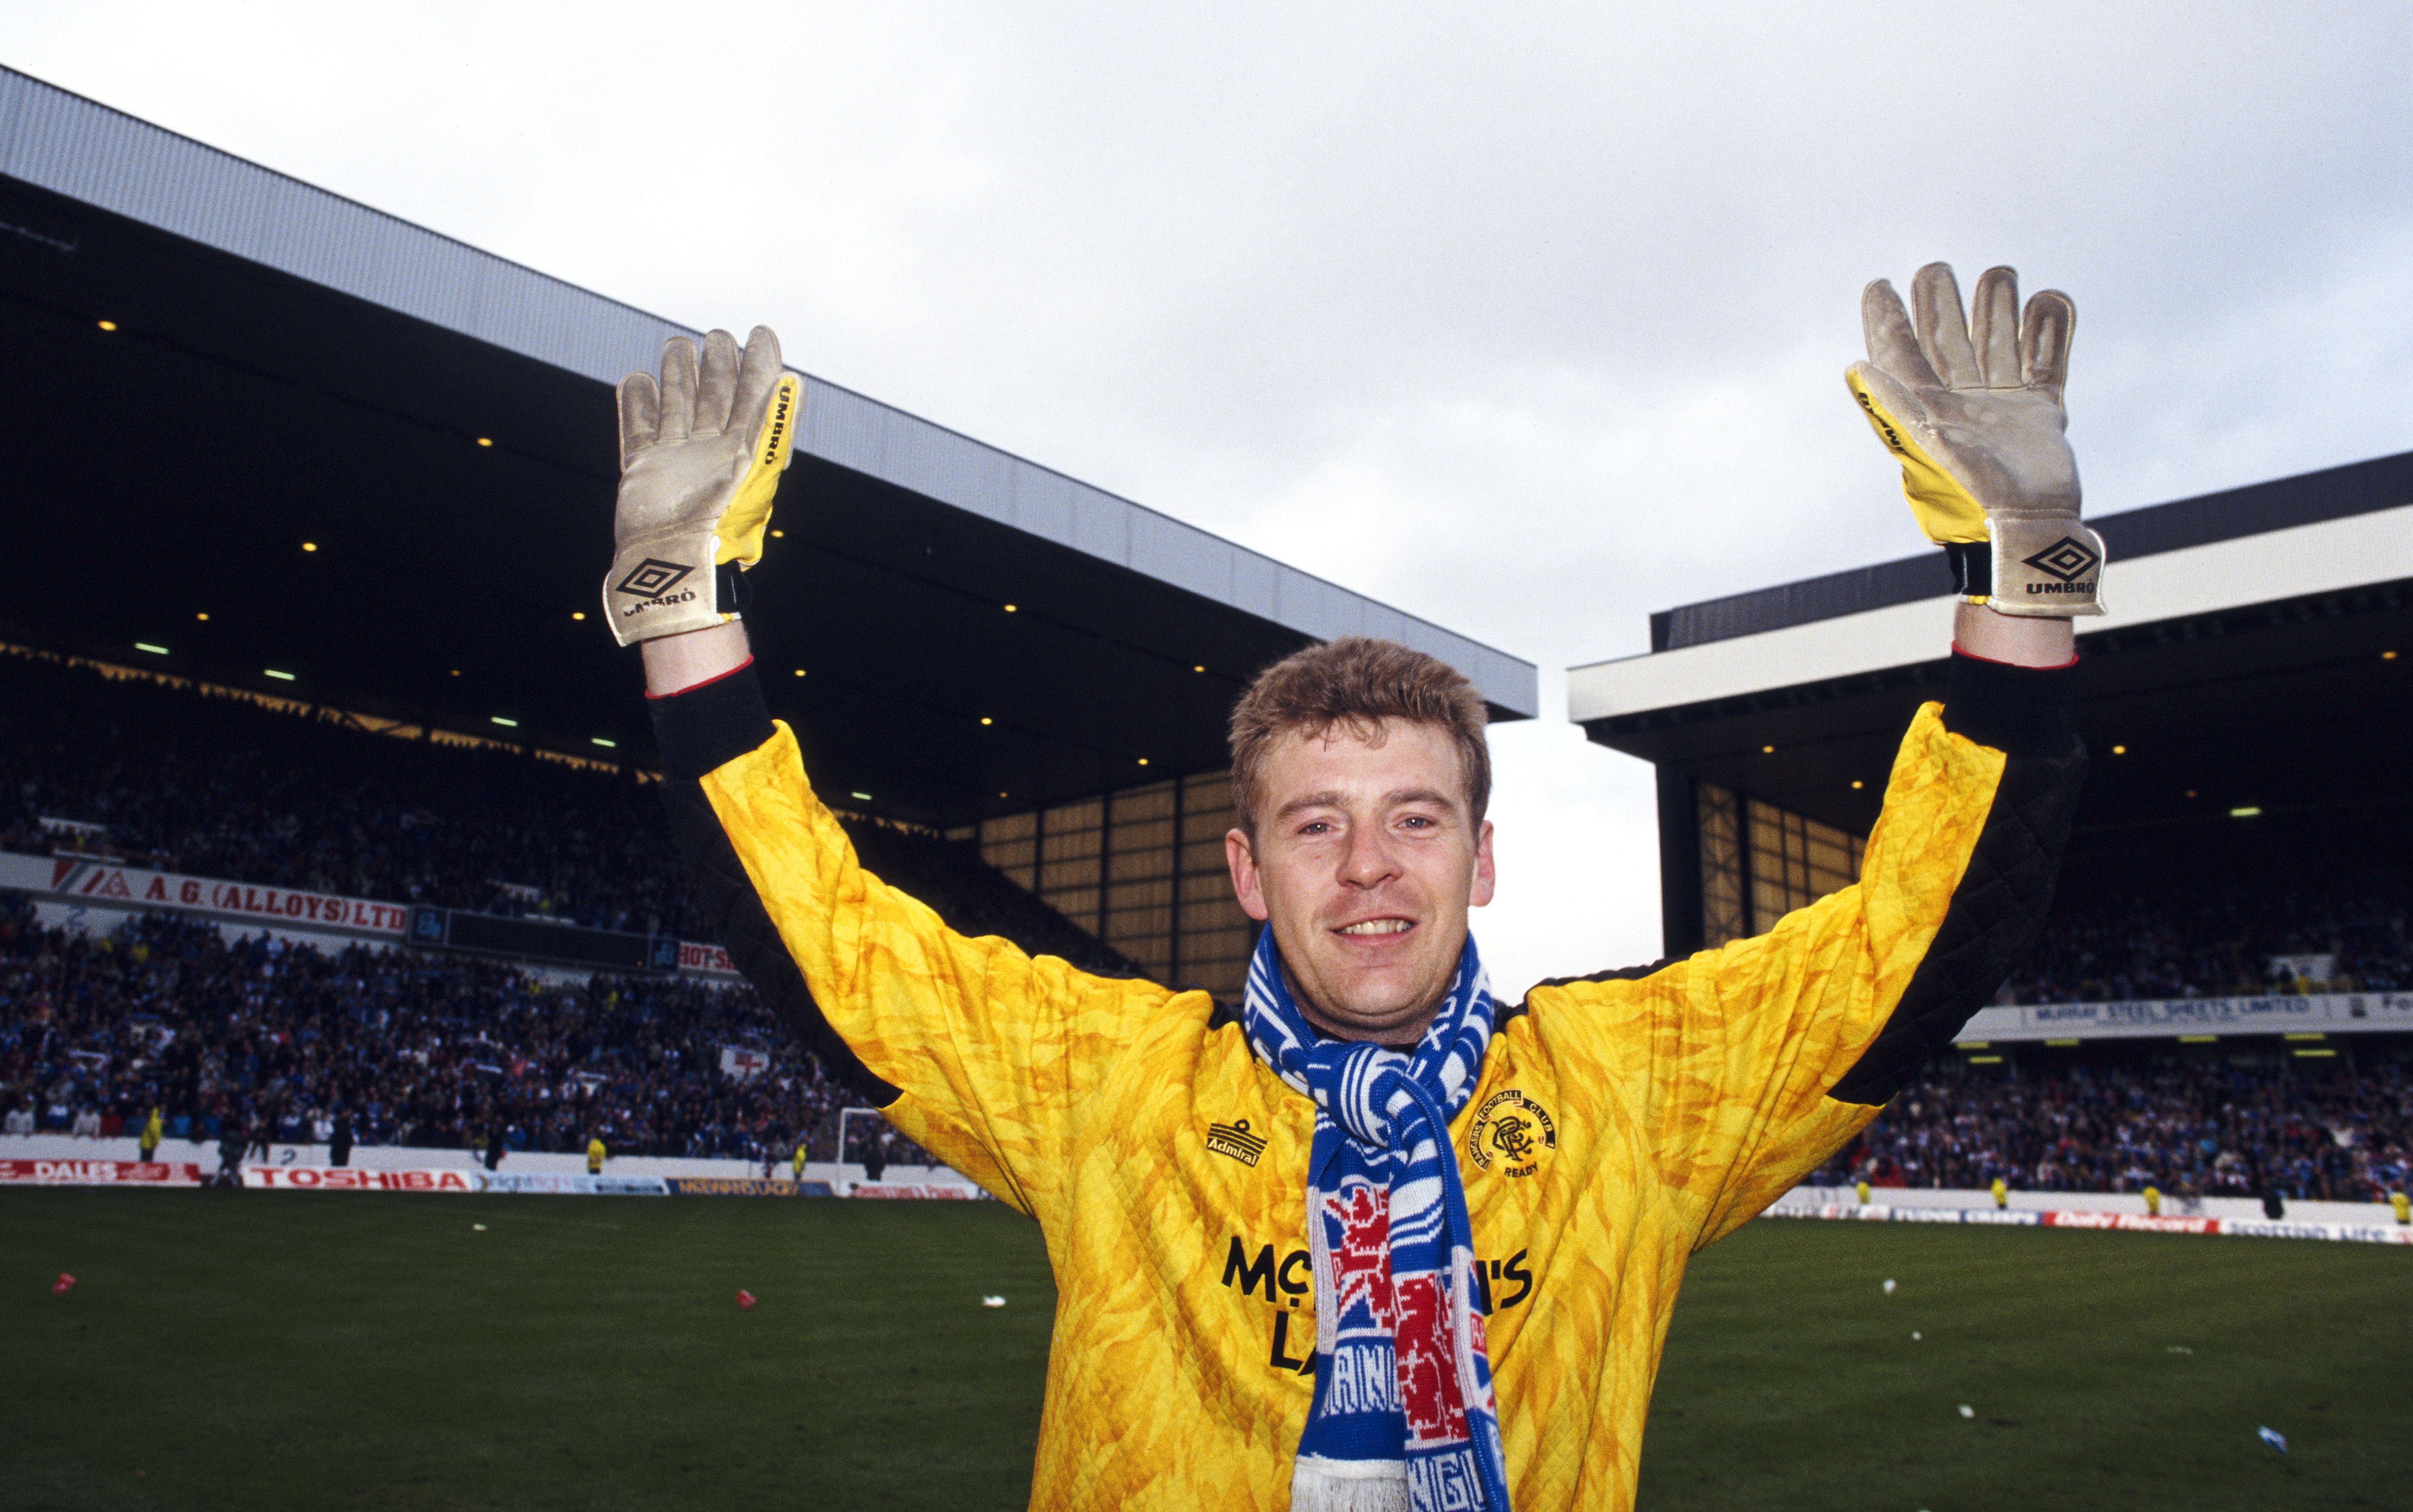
[655,654,2080,1511]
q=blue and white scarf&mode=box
[1240,927,1512,1512]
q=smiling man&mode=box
[613,263,2094,1511]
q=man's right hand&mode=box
[605,326,800,647]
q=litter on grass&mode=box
[982,1295,1007,1308]
[1911,1331,1921,1341]
[736,1289,758,1309]
[1958,1405,1975,1419]
[1882,1278,1897,1295]
[51,1272,75,1296]
[2258,1426,2287,1454]
[473,1224,488,1232]
[2164,1345,2192,1354]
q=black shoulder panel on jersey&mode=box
[656,778,901,1106]
[1511,958,1682,1026]
[650,673,901,1108]
[1828,659,2085,1106]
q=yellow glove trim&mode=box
[713,373,802,568]
[1845,368,1988,546]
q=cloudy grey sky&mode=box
[7,3,2410,992]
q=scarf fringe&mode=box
[1292,1456,1412,1512]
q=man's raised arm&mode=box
[1533,264,2099,1240]
[607,327,1174,1220]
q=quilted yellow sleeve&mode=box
[699,721,1176,1222]
[1532,656,2083,1249]
[1667,701,2004,1242]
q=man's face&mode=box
[1225,719,1494,1045]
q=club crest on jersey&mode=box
[1205,1117,1267,1168]
[1467,1089,1556,1178]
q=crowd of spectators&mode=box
[2002,865,2412,1004]
[0,898,940,1168]
[0,648,1132,975]
[1820,1056,2413,1204]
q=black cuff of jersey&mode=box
[648,662,775,781]
[1941,650,2076,758]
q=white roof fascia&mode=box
[1568,502,2413,726]
[0,66,1538,718]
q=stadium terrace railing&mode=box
[0,849,741,982]
[1957,991,2413,1044]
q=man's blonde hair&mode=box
[1227,637,1490,837]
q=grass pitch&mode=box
[4,1193,2407,1511]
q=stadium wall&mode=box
[0,1132,973,1190]
[1779,1183,2402,1229]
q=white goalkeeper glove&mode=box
[1846,264,2105,617]
[605,326,801,646]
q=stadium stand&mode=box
[0,646,1136,975]
[1817,1056,2412,1204]
[2005,864,2413,1003]
[0,895,941,1166]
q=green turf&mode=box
[1,1190,1058,1512]
[4,1194,2408,1510]
[1638,1220,2413,1511]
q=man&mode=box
[586,1134,608,1177]
[608,264,2092,1510]
[139,1105,162,1164]
[216,1125,245,1188]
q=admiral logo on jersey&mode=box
[1206,1117,1268,1167]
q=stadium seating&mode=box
[2002,864,2411,1003]
[0,647,1134,974]
[1819,1057,2412,1204]
[0,895,941,1165]
[11,648,2408,1202]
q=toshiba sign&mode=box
[241,1167,476,1192]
